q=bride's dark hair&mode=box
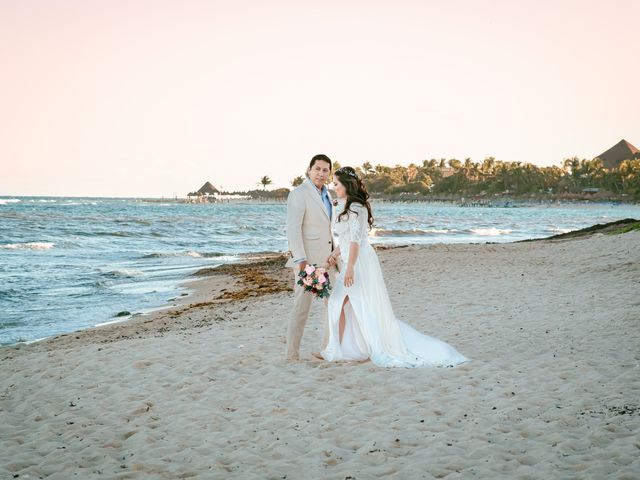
[334,166,374,229]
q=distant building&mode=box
[196,181,220,196]
[595,139,640,169]
[187,181,220,203]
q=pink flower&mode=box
[303,276,313,286]
[304,265,316,276]
[317,275,326,284]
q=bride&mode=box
[320,166,469,368]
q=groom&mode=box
[285,154,335,360]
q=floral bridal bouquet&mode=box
[297,264,331,298]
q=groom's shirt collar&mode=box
[306,177,333,218]
[306,176,327,195]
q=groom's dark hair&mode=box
[309,154,332,170]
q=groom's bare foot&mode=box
[311,351,324,360]
[286,354,300,361]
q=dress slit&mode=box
[320,201,469,368]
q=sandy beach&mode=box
[1,229,639,479]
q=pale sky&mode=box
[1,0,638,197]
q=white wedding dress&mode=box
[321,202,469,368]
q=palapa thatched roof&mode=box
[595,139,640,169]
[196,181,220,195]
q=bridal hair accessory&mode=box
[335,167,358,179]
[297,264,331,298]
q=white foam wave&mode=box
[145,251,198,258]
[99,268,144,277]
[371,228,459,237]
[116,269,143,276]
[0,198,21,205]
[469,228,513,236]
[1,242,55,250]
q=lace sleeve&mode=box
[348,203,368,243]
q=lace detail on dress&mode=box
[333,202,369,264]
[347,203,368,243]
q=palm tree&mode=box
[407,163,419,183]
[361,162,374,175]
[448,159,462,171]
[375,164,390,174]
[563,157,581,192]
[509,162,526,193]
[291,176,304,187]
[328,161,342,182]
[259,175,273,190]
[462,158,478,181]
[619,159,640,193]
[495,162,511,193]
[539,165,559,193]
[581,159,606,187]
[481,157,496,178]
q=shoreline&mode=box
[3,193,639,205]
[1,251,293,351]
[3,218,638,350]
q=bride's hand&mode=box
[344,265,354,287]
[326,254,336,267]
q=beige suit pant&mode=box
[286,267,336,359]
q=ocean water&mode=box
[1,196,639,345]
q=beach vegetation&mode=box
[349,157,640,200]
[259,176,273,190]
[607,221,640,235]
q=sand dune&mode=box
[1,231,639,479]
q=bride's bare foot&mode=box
[353,358,370,364]
[311,351,324,360]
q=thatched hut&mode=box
[595,139,640,170]
[197,182,220,196]
[187,181,220,203]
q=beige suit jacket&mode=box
[285,179,333,268]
